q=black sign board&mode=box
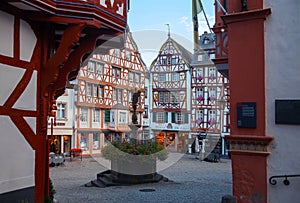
[275,100,300,125]
[237,102,256,128]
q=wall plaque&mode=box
[237,102,256,128]
[275,100,300,125]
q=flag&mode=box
[192,0,203,50]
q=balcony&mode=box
[5,0,128,24]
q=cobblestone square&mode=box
[50,154,232,203]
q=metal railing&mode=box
[269,174,300,186]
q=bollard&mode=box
[221,195,236,203]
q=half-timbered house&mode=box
[150,36,192,153]
[0,0,128,201]
[75,29,146,155]
[190,32,230,157]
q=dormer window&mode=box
[197,54,203,61]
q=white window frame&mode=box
[87,83,92,96]
[173,73,179,81]
[93,108,100,122]
[57,103,66,119]
[80,108,88,122]
[88,61,95,72]
[96,62,104,74]
[159,74,166,82]
[176,113,184,123]
[119,112,127,124]
[164,92,169,103]
[157,112,165,123]
[93,84,98,97]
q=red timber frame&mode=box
[190,62,229,134]
[0,0,128,202]
[213,0,274,202]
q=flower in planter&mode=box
[196,118,202,125]
[209,74,216,80]
[101,141,168,162]
[197,95,203,101]
[197,75,203,81]
[208,119,216,125]
[209,96,216,101]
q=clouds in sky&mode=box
[179,13,215,36]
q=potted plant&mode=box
[101,141,168,176]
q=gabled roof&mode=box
[150,37,193,70]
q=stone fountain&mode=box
[86,89,168,188]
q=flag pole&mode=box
[201,3,212,33]
[215,0,227,15]
[192,0,200,51]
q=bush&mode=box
[102,141,168,162]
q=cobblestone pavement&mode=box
[50,154,232,203]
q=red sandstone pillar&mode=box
[222,9,273,203]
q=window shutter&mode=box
[172,113,175,123]
[165,112,168,123]
[152,112,156,122]
[185,113,189,124]
[104,110,110,122]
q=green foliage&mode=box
[45,179,56,203]
[102,141,168,162]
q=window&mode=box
[170,92,179,103]
[197,69,203,77]
[197,88,203,97]
[209,68,216,79]
[162,58,167,65]
[157,112,165,123]
[164,92,169,103]
[171,113,188,124]
[171,57,177,64]
[96,63,104,74]
[159,92,164,103]
[80,108,88,122]
[135,73,140,83]
[117,89,122,102]
[80,133,89,151]
[129,71,134,81]
[159,74,166,82]
[93,108,100,122]
[126,50,130,60]
[112,67,121,78]
[57,103,66,118]
[119,112,127,124]
[197,110,203,121]
[209,87,216,99]
[87,83,92,96]
[93,84,98,97]
[173,73,179,81]
[98,86,104,98]
[176,113,183,123]
[88,61,95,72]
[93,133,100,150]
[197,54,203,61]
[209,110,216,122]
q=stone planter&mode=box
[110,155,157,184]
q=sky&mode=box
[127,0,215,67]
